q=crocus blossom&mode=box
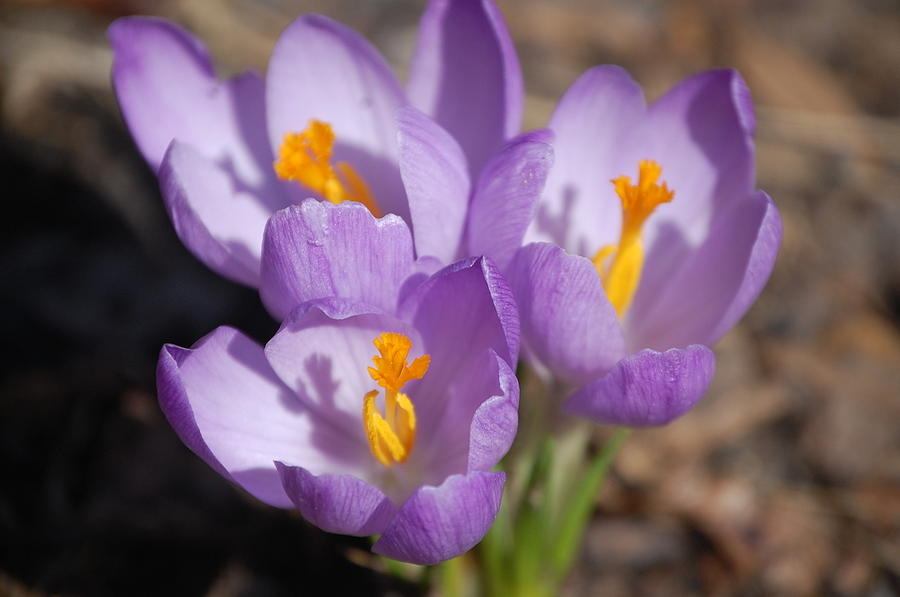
[157,224,520,564]
[511,67,782,426]
[109,0,541,290]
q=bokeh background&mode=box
[1,0,898,595]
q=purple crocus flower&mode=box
[157,225,520,564]
[109,1,545,290]
[510,67,782,426]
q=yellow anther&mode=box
[362,333,429,468]
[274,119,382,217]
[593,160,674,317]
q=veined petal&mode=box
[508,243,626,385]
[525,66,645,254]
[565,345,715,426]
[397,106,470,263]
[466,351,519,472]
[276,463,397,536]
[266,15,408,220]
[467,130,554,271]
[159,141,274,287]
[400,257,519,366]
[373,470,505,565]
[156,327,368,508]
[260,200,416,320]
[109,17,277,195]
[408,0,523,177]
[627,191,781,351]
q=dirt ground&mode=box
[0,0,897,595]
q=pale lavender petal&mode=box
[373,471,505,565]
[525,66,645,255]
[508,243,626,385]
[565,345,715,426]
[623,69,756,252]
[157,326,369,508]
[467,130,554,271]
[627,191,781,351]
[264,298,422,441]
[408,0,523,177]
[397,106,470,262]
[401,257,519,366]
[159,141,273,287]
[109,17,277,196]
[259,200,415,320]
[276,463,396,536]
[266,15,408,220]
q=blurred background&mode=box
[0,0,898,595]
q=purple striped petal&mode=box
[401,257,519,366]
[565,345,715,426]
[408,0,523,177]
[508,243,625,385]
[627,191,781,351]
[397,106,470,263]
[525,66,645,255]
[467,130,554,271]
[276,463,396,536]
[109,17,276,195]
[373,470,505,565]
[157,326,368,508]
[466,351,519,472]
[266,15,408,220]
[259,200,415,320]
[159,141,274,287]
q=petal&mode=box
[397,106,470,263]
[627,191,781,351]
[259,200,416,320]
[373,470,505,565]
[266,15,408,220]
[565,345,715,426]
[625,69,756,251]
[157,326,368,508]
[159,141,274,287]
[465,352,519,472]
[109,17,277,195]
[466,130,554,271]
[264,298,422,442]
[276,463,396,536]
[525,66,645,255]
[401,257,519,366]
[408,0,523,177]
[507,243,626,385]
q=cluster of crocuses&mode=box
[111,0,780,567]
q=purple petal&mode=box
[397,106,470,263]
[159,141,274,287]
[259,200,416,320]
[109,17,277,196]
[466,352,519,472]
[264,298,421,441]
[508,243,626,385]
[565,345,715,426]
[627,191,781,351]
[624,69,756,253]
[157,327,368,508]
[525,66,645,255]
[401,257,519,365]
[466,130,554,271]
[266,15,408,220]
[408,0,523,177]
[276,463,396,536]
[373,470,505,565]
